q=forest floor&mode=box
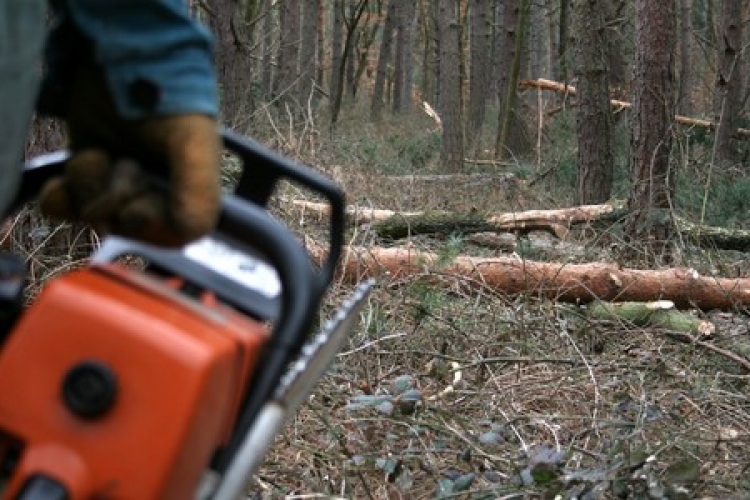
[6,140,750,499]
[253,167,750,499]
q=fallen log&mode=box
[294,198,750,252]
[309,244,750,311]
[520,78,750,138]
[587,300,715,336]
[292,200,625,238]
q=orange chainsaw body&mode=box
[0,264,269,499]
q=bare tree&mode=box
[626,0,677,249]
[572,0,614,205]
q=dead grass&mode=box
[253,167,750,499]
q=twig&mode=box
[662,330,750,372]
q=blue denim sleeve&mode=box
[50,0,218,119]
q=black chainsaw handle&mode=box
[222,129,345,294]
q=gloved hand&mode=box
[38,64,221,247]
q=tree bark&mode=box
[678,0,695,116]
[310,244,750,311]
[298,0,319,107]
[371,0,398,121]
[713,0,744,168]
[466,0,493,153]
[437,0,464,172]
[329,0,369,129]
[572,0,614,205]
[495,0,531,160]
[392,0,417,114]
[626,0,677,250]
[207,0,255,129]
[260,0,276,101]
[277,0,302,109]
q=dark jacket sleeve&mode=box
[41,0,218,119]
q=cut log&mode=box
[587,300,715,336]
[293,198,750,252]
[520,78,750,138]
[291,200,626,238]
[308,244,750,311]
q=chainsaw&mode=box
[0,130,373,499]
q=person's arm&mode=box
[42,0,218,119]
[37,0,222,247]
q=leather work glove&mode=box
[38,64,222,247]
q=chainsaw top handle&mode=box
[14,129,345,297]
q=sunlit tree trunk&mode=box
[437,0,464,172]
[713,0,744,168]
[572,0,613,204]
[626,0,677,249]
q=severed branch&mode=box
[520,78,750,138]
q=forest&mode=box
[9,0,750,498]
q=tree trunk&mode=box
[572,0,614,204]
[466,0,493,153]
[437,0,464,172]
[260,0,276,101]
[371,0,398,121]
[558,0,570,85]
[316,0,325,86]
[329,0,344,113]
[713,0,744,168]
[528,0,547,79]
[494,0,518,132]
[495,0,531,160]
[277,0,302,109]
[208,0,255,130]
[625,0,677,250]
[392,0,416,114]
[329,0,369,129]
[310,244,750,311]
[298,0,319,107]
[678,0,695,116]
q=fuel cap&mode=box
[62,360,118,419]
